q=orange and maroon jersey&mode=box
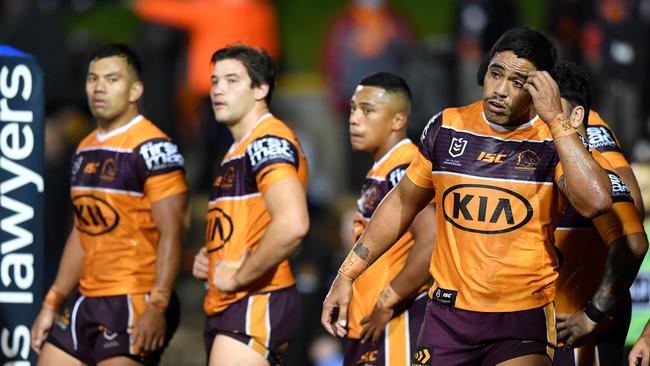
[587,110,629,170]
[348,139,426,338]
[71,115,188,297]
[554,151,645,315]
[204,114,308,315]
[406,101,566,312]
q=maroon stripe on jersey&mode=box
[557,205,592,229]
[558,169,633,229]
[209,156,258,200]
[71,150,145,193]
[432,128,559,183]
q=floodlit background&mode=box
[3,0,650,365]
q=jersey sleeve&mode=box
[386,164,410,189]
[587,125,629,169]
[405,113,441,189]
[136,138,188,202]
[247,134,301,193]
[592,171,645,243]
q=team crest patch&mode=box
[412,346,432,366]
[448,137,467,158]
[515,150,540,172]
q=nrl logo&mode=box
[448,137,467,158]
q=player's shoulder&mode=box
[76,129,99,150]
[444,100,483,120]
[592,149,614,170]
[587,110,608,128]
[129,117,172,146]
[392,138,418,161]
[253,115,298,141]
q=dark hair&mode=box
[359,72,413,103]
[211,45,276,104]
[554,61,592,126]
[477,27,557,85]
[88,43,142,79]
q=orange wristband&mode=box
[548,113,577,139]
[375,284,403,311]
[338,250,369,281]
[148,288,171,311]
[43,286,66,311]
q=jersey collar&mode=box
[96,114,144,142]
[228,112,273,153]
[373,138,411,169]
[482,111,539,132]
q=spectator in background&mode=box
[134,0,279,111]
[322,0,415,190]
[323,0,414,117]
[580,0,650,157]
[453,0,519,105]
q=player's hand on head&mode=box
[523,70,563,123]
[629,334,650,366]
[556,311,599,351]
[192,247,209,280]
[31,307,57,354]
[359,305,393,344]
[321,274,353,338]
[133,305,167,352]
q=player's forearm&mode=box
[51,228,84,296]
[389,254,431,301]
[553,132,611,218]
[616,166,645,220]
[150,193,188,308]
[388,204,435,300]
[590,233,647,315]
[154,233,182,292]
[353,178,432,266]
[235,215,308,287]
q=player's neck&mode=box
[96,108,140,134]
[228,104,270,143]
[373,133,406,161]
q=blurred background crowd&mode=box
[3,0,650,365]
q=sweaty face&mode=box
[482,51,537,126]
[85,56,139,121]
[210,59,258,125]
[349,85,396,153]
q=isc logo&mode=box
[72,195,120,235]
[442,184,533,234]
[358,350,378,363]
[477,152,507,163]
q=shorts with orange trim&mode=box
[344,292,427,366]
[203,286,300,366]
[47,290,180,365]
[414,299,556,366]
